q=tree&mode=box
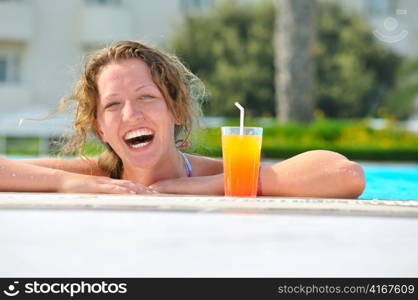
[169,0,275,117]
[169,0,402,120]
[275,0,316,123]
[315,4,401,118]
[385,58,418,120]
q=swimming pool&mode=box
[360,164,418,200]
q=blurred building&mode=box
[0,0,417,119]
[0,0,215,115]
[0,0,216,154]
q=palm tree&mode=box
[275,0,316,123]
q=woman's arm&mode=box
[0,157,154,194]
[19,157,105,176]
[150,174,224,196]
[260,150,365,198]
[150,150,365,198]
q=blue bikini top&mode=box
[180,152,193,177]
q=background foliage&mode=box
[169,0,412,119]
[385,58,418,120]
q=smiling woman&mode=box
[0,41,365,198]
[58,41,204,183]
[95,58,190,185]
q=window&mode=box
[0,54,21,83]
[84,0,121,6]
[0,59,6,82]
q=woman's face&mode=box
[95,58,178,169]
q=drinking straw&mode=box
[234,102,244,135]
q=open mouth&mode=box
[123,128,155,149]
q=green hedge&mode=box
[184,119,418,161]
[4,137,40,156]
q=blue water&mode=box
[360,164,418,200]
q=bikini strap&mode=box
[180,151,193,177]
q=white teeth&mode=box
[123,128,154,149]
[130,141,152,149]
[124,128,153,140]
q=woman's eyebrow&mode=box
[101,83,158,100]
[101,94,121,101]
[135,83,158,92]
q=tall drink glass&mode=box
[221,127,263,197]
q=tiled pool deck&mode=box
[1,193,418,277]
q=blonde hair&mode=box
[60,41,204,178]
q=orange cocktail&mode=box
[221,127,263,197]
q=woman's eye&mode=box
[104,102,119,109]
[140,94,155,100]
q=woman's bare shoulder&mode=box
[184,153,223,176]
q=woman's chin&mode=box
[122,155,158,170]
[117,139,176,170]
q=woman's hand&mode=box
[150,174,224,195]
[0,156,155,194]
[57,172,157,194]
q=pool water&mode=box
[360,164,418,200]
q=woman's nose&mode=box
[122,100,144,122]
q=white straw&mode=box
[234,102,244,135]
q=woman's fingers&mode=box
[148,181,167,193]
[98,178,157,194]
[99,183,155,194]
[97,183,135,194]
[59,173,158,194]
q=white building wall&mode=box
[125,0,183,46]
[81,2,133,46]
[0,0,33,41]
[25,0,81,110]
